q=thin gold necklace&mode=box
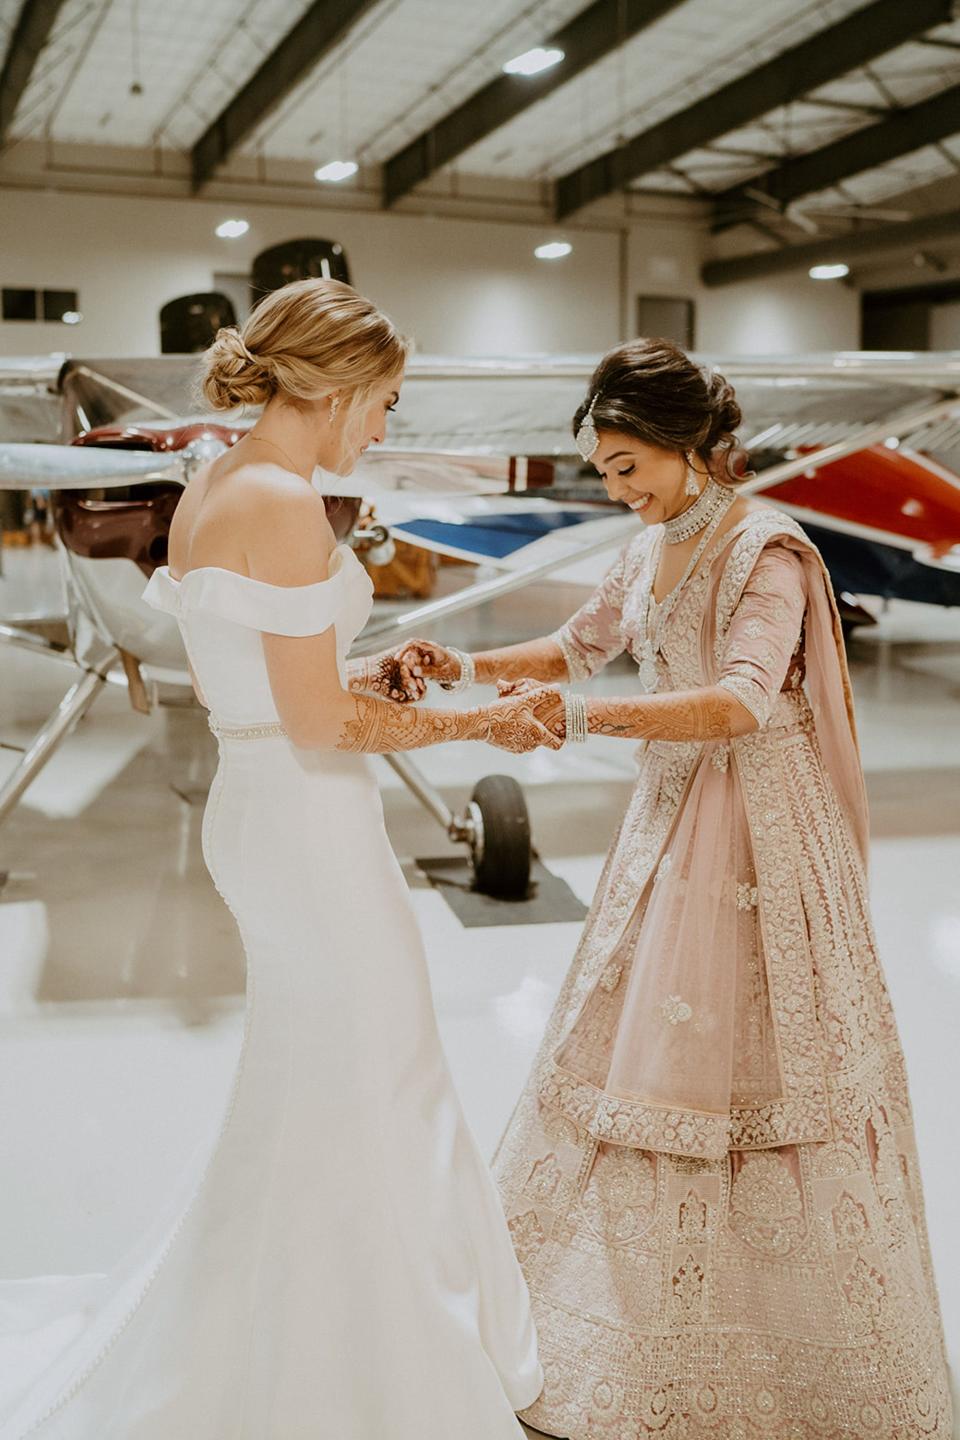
[247,434,308,476]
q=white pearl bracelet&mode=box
[438,647,476,694]
[564,692,588,744]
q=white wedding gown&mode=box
[0,544,541,1438]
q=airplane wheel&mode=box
[468,775,531,900]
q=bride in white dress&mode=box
[0,279,559,1438]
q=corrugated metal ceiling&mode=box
[0,0,957,235]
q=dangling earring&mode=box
[684,452,700,497]
[329,394,341,424]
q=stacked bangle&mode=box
[438,648,476,694]
[564,692,588,744]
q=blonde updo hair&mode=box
[200,278,409,415]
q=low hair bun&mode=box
[195,279,409,421]
[200,327,275,411]
[703,368,743,482]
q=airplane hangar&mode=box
[0,0,958,1432]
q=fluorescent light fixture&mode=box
[503,46,564,76]
[61,310,82,324]
[314,160,359,183]
[535,241,572,260]
[215,218,250,239]
[809,262,849,280]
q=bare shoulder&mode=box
[235,465,337,586]
[224,460,322,506]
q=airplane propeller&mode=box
[0,444,181,490]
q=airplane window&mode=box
[2,287,39,321]
[42,289,80,322]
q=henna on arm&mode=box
[338,696,486,751]
[332,688,563,755]
[585,685,758,742]
[392,635,569,689]
[472,637,569,685]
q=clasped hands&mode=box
[364,639,565,753]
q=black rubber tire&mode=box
[469,774,532,900]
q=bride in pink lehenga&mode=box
[404,339,953,1439]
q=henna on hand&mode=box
[586,685,756,742]
[496,676,543,698]
[483,687,565,752]
[395,638,462,687]
[347,649,427,702]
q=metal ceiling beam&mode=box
[554,0,955,219]
[713,83,960,232]
[0,0,69,144]
[191,0,381,191]
[382,0,687,208]
[701,207,960,287]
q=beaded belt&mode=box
[208,715,287,741]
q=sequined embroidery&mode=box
[661,994,693,1025]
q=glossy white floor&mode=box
[1,549,959,1434]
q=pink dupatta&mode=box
[540,510,870,1160]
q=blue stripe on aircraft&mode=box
[394,509,598,559]
[802,523,960,608]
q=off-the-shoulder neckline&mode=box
[165,542,350,591]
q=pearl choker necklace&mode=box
[662,476,732,544]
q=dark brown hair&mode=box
[573,337,745,483]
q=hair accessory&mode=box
[563,692,588,744]
[329,393,341,423]
[575,394,600,462]
[684,452,700,497]
[438,648,476,694]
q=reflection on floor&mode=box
[1,549,959,1414]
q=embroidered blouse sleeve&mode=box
[717,542,807,728]
[550,543,630,681]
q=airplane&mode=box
[1,350,959,897]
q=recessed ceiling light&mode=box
[535,241,572,260]
[61,310,82,325]
[809,262,849,280]
[215,218,249,239]
[314,160,359,183]
[503,46,564,77]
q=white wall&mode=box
[0,186,861,361]
[930,301,960,351]
[696,272,860,354]
[0,189,622,358]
